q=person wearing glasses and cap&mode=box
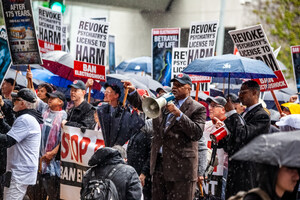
[124,74,206,200]
[0,88,43,200]
[204,96,228,198]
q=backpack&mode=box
[227,188,271,200]
[81,164,123,200]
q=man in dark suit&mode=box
[124,74,206,200]
[217,80,270,198]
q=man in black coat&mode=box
[97,83,144,147]
[62,80,95,130]
[127,116,152,200]
[217,80,271,198]
[81,147,142,200]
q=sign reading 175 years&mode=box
[1,0,42,65]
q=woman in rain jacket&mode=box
[243,164,300,200]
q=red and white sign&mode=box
[38,7,62,54]
[229,24,288,91]
[38,40,61,53]
[152,28,180,36]
[73,18,110,81]
[60,126,104,199]
[74,60,106,81]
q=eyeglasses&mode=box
[209,104,224,108]
[238,89,250,95]
[12,98,22,103]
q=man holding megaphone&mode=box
[123,74,206,200]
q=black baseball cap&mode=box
[226,93,240,103]
[11,88,36,103]
[104,83,121,98]
[171,74,192,86]
[206,96,227,107]
[46,91,66,102]
[68,80,86,90]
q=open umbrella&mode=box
[10,64,43,71]
[42,51,102,91]
[127,74,163,93]
[116,57,151,75]
[101,74,154,101]
[190,91,209,101]
[231,131,300,168]
[5,69,30,88]
[183,54,277,96]
[22,68,73,88]
[263,90,290,102]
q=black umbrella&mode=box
[231,131,300,168]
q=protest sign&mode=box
[172,47,210,83]
[229,25,288,91]
[172,47,188,78]
[60,126,105,199]
[61,25,68,52]
[186,21,219,95]
[291,45,300,94]
[0,26,12,86]
[73,18,109,82]
[108,35,116,73]
[187,20,219,64]
[1,0,42,65]
[152,28,180,86]
[38,6,62,53]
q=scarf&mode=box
[16,109,44,124]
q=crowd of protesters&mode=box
[0,70,299,200]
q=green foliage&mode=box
[252,0,300,79]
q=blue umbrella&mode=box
[22,68,73,88]
[183,54,277,96]
[116,57,151,75]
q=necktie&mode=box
[165,100,179,130]
[242,107,249,117]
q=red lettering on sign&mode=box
[61,132,70,159]
[79,137,91,163]
[94,139,105,152]
[71,135,79,161]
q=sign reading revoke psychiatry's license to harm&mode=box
[1,0,42,65]
[187,20,218,64]
[73,18,109,82]
[229,25,288,91]
[38,6,62,53]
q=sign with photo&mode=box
[1,0,42,65]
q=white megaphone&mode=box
[142,93,175,119]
